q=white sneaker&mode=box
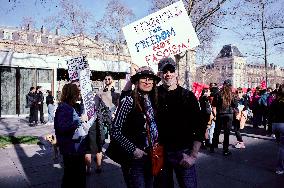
[276,170,284,175]
[271,134,276,139]
[235,142,246,149]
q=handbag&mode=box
[146,121,164,176]
[150,143,164,176]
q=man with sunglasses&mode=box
[155,57,205,188]
[98,74,120,135]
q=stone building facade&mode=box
[196,44,284,88]
[0,26,131,116]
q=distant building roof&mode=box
[216,44,244,58]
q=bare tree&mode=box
[234,0,284,87]
[43,0,94,57]
[44,0,92,36]
[94,0,135,61]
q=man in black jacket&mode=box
[27,87,37,125]
[155,57,205,188]
[36,86,45,124]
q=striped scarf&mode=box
[144,95,159,147]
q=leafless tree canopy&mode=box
[232,0,284,61]
[94,0,135,44]
[44,0,92,36]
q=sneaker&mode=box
[223,150,232,156]
[235,142,246,149]
[271,134,276,139]
[276,170,284,175]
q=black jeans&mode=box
[62,154,86,188]
[38,104,44,123]
[212,114,233,151]
[233,118,243,142]
[29,105,37,123]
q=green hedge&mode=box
[0,136,39,148]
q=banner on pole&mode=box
[123,0,200,68]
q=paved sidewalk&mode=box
[0,117,284,188]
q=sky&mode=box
[0,0,283,67]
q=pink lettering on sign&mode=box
[145,38,191,64]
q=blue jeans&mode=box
[154,149,197,188]
[48,104,55,123]
[208,121,215,144]
[121,155,153,188]
[272,123,284,171]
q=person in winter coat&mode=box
[46,90,55,125]
[270,84,284,175]
[26,87,37,125]
[210,79,238,156]
[54,83,87,188]
[109,66,161,188]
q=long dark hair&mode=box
[60,83,80,106]
[132,81,158,113]
[221,84,233,110]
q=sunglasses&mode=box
[105,78,111,81]
[162,67,175,74]
[140,77,154,84]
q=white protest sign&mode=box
[67,57,89,81]
[123,0,200,68]
[80,68,96,124]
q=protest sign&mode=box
[66,57,96,139]
[66,57,89,81]
[123,0,200,69]
[80,68,96,123]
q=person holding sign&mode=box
[109,66,161,188]
[54,83,87,188]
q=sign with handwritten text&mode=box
[80,68,96,123]
[67,57,89,81]
[123,1,200,68]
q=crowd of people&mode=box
[26,57,283,188]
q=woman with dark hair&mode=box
[199,88,215,148]
[270,84,284,175]
[210,79,237,156]
[108,66,161,188]
[233,88,249,149]
[54,83,87,188]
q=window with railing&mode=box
[27,34,35,43]
[12,32,20,41]
[41,36,48,44]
